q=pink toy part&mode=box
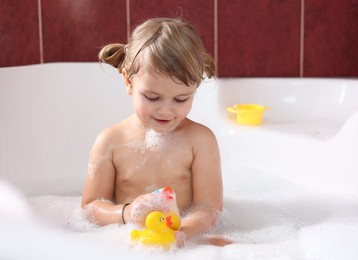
[161,187,174,200]
[152,187,179,216]
[153,187,175,200]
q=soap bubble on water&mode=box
[23,175,358,260]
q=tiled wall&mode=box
[1,0,357,77]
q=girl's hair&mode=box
[99,18,215,87]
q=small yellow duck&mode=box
[131,211,180,248]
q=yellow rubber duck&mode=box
[131,211,180,248]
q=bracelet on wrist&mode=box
[121,203,130,224]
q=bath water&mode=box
[1,167,358,259]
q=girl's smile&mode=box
[153,118,171,125]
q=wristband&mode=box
[122,203,130,224]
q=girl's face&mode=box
[124,70,196,133]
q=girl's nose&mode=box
[157,101,173,117]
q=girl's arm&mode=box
[81,129,126,225]
[179,126,223,239]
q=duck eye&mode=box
[160,217,165,222]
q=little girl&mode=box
[81,17,228,247]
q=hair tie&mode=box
[123,44,128,54]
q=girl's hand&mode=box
[174,231,187,247]
[128,193,170,226]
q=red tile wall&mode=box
[0,0,40,67]
[41,0,127,62]
[1,0,357,77]
[218,0,301,77]
[304,0,358,77]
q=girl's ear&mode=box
[122,69,133,95]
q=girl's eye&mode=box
[145,95,159,101]
[174,98,189,103]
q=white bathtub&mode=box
[215,78,358,199]
[1,63,358,259]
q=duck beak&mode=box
[166,215,173,227]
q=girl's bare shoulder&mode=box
[93,116,133,150]
[182,118,217,143]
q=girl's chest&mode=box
[112,142,193,185]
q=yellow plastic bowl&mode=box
[227,104,271,125]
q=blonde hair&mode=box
[99,18,215,87]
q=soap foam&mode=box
[142,128,170,151]
[145,128,165,148]
[15,175,358,259]
[129,192,172,226]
